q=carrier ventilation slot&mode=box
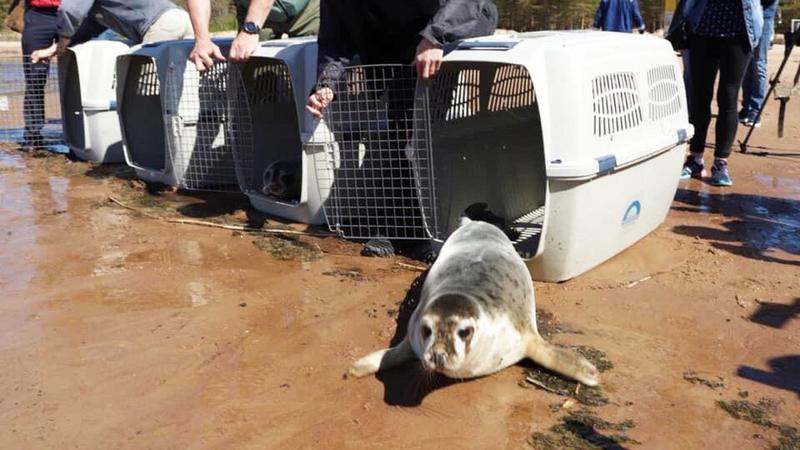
[250,63,295,106]
[430,68,480,122]
[135,60,159,96]
[647,65,681,121]
[591,72,642,138]
[488,64,536,111]
[510,205,545,259]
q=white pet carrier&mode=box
[228,37,332,224]
[59,40,130,163]
[115,38,239,190]
[318,31,693,281]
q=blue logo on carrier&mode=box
[622,200,641,226]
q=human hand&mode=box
[189,37,225,71]
[30,42,58,63]
[305,88,334,118]
[414,37,443,79]
[229,32,260,62]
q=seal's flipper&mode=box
[349,338,414,378]
[524,334,600,386]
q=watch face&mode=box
[242,22,260,34]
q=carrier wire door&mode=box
[318,65,439,240]
[163,61,240,191]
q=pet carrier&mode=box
[0,56,65,150]
[59,40,130,163]
[229,37,332,224]
[115,38,240,190]
[318,31,693,281]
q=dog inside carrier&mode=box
[116,39,240,190]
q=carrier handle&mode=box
[456,40,520,50]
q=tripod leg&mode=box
[778,99,787,138]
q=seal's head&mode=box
[412,293,481,378]
[262,162,297,199]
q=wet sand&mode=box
[0,46,799,449]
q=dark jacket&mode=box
[316,0,497,89]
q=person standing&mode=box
[20,0,68,149]
[186,0,319,71]
[739,0,779,128]
[679,0,764,187]
[593,0,646,33]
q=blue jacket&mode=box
[593,0,645,33]
[682,0,764,49]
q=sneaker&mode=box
[710,159,733,187]
[743,117,762,128]
[680,155,706,180]
[738,109,750,124]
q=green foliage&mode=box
[0,0,10,31]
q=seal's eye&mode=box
[458,326,473,340]
[421,325,432,339]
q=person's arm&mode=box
[417,0,497,78]
[187,0,226,71]
[229,0,274,62]
[593,0,605,29]
[306,0,356,118]
[632,0,645,33]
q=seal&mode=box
[349,218,599,386]
[262,159,301,202]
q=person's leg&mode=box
[141,8,195,43]
[714,37,751,158]
[681,50,692,112]
[682,34,718,179]
[21,8,58,148]
[741,17,772,125]
[709,36,751,186]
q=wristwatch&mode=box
[241,21,261,35]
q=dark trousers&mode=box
[688,34,752,159]
[21,7,59,146]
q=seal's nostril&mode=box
[433,352,446,367]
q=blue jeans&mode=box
[741,14,776,121]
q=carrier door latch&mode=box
[595,154,617,176]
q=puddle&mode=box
[179,240,203,266]
[92,248,129,277]
[0,148,26,169]
[187,281,209,307]
[48,176,70,214]
[755,173,800,193]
